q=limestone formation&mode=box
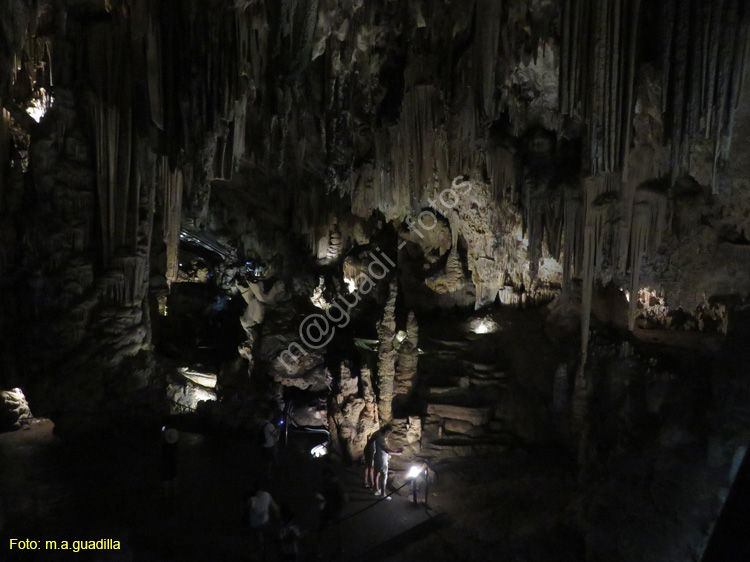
[325,221,343,262]
[1,2,750,560]
[376,278,397,423]
[395,311,419,396]
[0,388,33,430]
[328,363,379,461]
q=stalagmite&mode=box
[357,365,380,456]
[325,221,343,262]
[425,211,464,294]
[395,311,419,396]
[329,363,379,462]
[376,278,397,423]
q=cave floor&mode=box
[0,417,580,562]
[0,419,452,561]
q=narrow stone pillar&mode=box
[395,311,419,397]
[376,278,397,422]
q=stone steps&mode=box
[423,437,510,458]
[468,375,507,387]
[417,334,518,461]
[426,404,492,425]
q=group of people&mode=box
[246,481,300,561]
[159,416,400,560]
[246,468,347,561]
[363,425,401,499]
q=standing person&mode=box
[373,425,401,500]
[362,431,377,489]
[247,481,280,562]
[160,426,179,507]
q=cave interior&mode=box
[2,0,750,561]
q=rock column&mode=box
[376,278,398,422]
[395,311,419,396]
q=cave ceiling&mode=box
[0,0,748,412]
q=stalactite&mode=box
[627,186,668,330]
[393,85,438,205]
[0,109,9,276]
[91,100,136,265]
[560,0,572,115]
[159,157,183,288]
[705,0,721,139]
[580,188,604,360]
[87,17,143,266]
[652,0,749,191]
[603,0,612,173]
[145,11,164,130]
[451,94,476,181]
[712,0,735,189]
[112,254,148,307]
[562,186,584,301]
[98,272,127,305]
[564,0,634,177]
[620,0,640,183]
[524,178,545,273]
[486,144,515,201]
[579,172,620,358]
[661,0,676,115]
[670,0,689,175]
[571,0,585,116]
[589,0,604,176]
[580,217,596,363]
[686,0,702,140]
[232,90,248,172]
[544,190,565,261]
[724,5,750,160]
[475,0,503,119]
[628,202,647,330]
[609,0,622,172]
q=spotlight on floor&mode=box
[469,317,499,334]
[406,465,423,480]
[406,464,429,505]
[311,442,328,458]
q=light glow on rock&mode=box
[311,442,328,458]
[469,317,499,334]
[407,465,423,479]
[344,276,356,293]
[26,89,54,123]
